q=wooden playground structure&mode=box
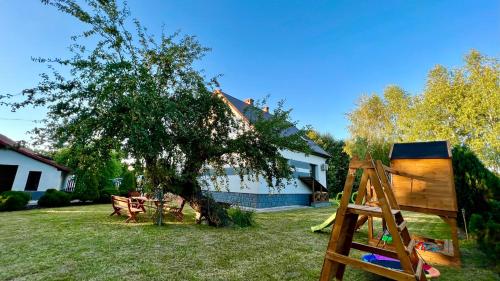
[320,140,460,280]
[385,141,460,266]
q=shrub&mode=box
[469,199,500,271]
[95,187,117,203]
[452,145,499,225]
[119,170,136,196]
[228,207,255,227]
[38,189,71,207]
[0,191,30,211]
[72,171,99,201]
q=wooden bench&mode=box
[156,193,186,222]
[110,195,145,223]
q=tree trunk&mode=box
[186,192,230,227]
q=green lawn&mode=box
[0,204,498,281]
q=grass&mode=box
[0,204,498,281]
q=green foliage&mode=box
[3,0,310,226]
[469,200,500,271]
[97,153,123,191]
[345,50,499,170]
[228,207,255,227]
[348,137,390,165]
[307,130,350,194]
[95,187,118,203]
[0,191,30,211]
[452,145,499,224]
[452,145,500,267]
[73,172,99,202]
[38,189,71,207]
[119,170,136,196]
[53,147,123,193]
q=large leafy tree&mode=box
[2,0,309,226]
[413,51,499,170]
[345,85,412,163]
[306,130,350,195]
[346,51,499,170]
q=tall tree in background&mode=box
[307,130,350,194]
[345,85,413,164]
[1,0,309,226]
[413,51,499,170]
[346,50,499,170]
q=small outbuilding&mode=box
[0,134,71,200]
[389,140,460,266]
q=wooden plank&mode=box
[334,213,360,279]
[397,220,407,232]
[406,239,416,254]
[320,167,357,281]
[415,258,424,280]
[325,251,417,281]
[376,160,400,210]
[348,160,374,169]
[347,204,400,217]
[391,158,458,212]
[398,205,457,218]
[382,165,432,182]
[355,170,369,205]
[367,168,415,273]
[350,242,399,259]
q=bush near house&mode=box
[38,189,71,208]
[228,207,256,227]
[0,191,30,211]
[72,172,99,202]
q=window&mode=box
[25,171,42,191]
[0,165,18,192]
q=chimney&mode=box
[263,106,269,113]
[244,98,254,105]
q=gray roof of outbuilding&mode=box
[221,92,330,158]
[390,141,451,159]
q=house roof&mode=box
[390,141,451,159]
[0,134,71,172]
[218,91,331,158]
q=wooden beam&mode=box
[325,251,417,281]
[367,168,415,273]
[399,205,458,218]
[376,160,400,210]
[350,242,399,259]
[382,165,434,182]
[349,160,375,169]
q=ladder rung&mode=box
[325,250,418,281]
[397,221,407,231]
[406,239,416,253]
[347,204,400,218]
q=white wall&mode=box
[260,150,327,194]
[0,149,65,192]
[203,149,328,195]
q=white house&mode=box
[205,91,330,208]
[0,134,71,200]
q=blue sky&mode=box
[0,0,499,142]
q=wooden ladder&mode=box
[319,158,427,281]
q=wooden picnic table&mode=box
[131,196,186,222]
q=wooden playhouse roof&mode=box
[390,141,451,159]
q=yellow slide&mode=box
[310,212,337,232]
